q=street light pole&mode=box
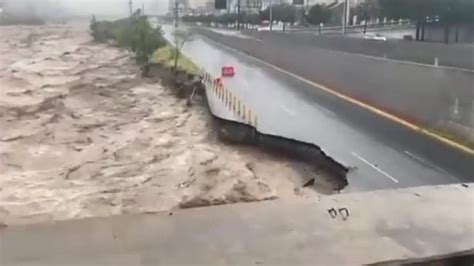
[237,0,241,30]
[129,0,133,17]
[341,0,347,34]
[346,0,351,29]
[174,0,179,27]
[269,0,273,32]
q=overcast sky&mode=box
[2,0,169,17]
[61,0,168,16]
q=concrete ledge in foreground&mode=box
[1,184,473,265]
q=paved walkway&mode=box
[2,184,473,265]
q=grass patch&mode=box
[151,44,200,75]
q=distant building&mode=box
[168,0,190,14]
[305,1,364,26]
[224,0,264,13]
[189,0,209,9]
[189,0,214,13]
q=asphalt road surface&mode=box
[163,26,472,192]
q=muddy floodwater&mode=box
[0,24,337,225]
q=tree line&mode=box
[90,15,166,65]
[182,0,473,42]
[90,14,196,77]
[377,0,474,42]
[182,3,298,30]
[348,0,474,42]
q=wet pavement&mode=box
[163,25,473,192]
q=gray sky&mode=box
[61,0,168,16]
[63,0,129,16]
[2,0,168,17]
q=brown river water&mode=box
[0,23,337,225]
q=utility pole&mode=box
[174,0,179,27]
[341,0,347,34]
[237,0,241,30]
[142,2,145,15]
[128,0,133,17]
[346,0,351,29]
[269,0,273,32]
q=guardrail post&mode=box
[237,99,241,116]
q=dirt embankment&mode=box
[0,24,339,226]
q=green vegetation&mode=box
[152,44,200,75]
[352,0,380,33]
[182,3,296,30]
[378,0,474,42]
[90,16,166,65]
[182,0,473,43]
[90,16,198,74]
[90,16,126,43]
[171,29,194,74]
[306,4,333,26]
[260,3,297,30]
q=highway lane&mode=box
[162,26,468,192]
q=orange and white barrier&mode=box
[201,68,258,128]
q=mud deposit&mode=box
[0,24,339,225]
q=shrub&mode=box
[90,16,166,65]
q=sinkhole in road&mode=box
[150,62,350,203]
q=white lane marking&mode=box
[351,152,399,183]
[404,150,458,181]
[404,150,439,170]
[279,105,295,116]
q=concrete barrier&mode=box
[197,29,474,148]
[2,184,473,265]
[245,31,474,70]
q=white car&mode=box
[363,33,387,41]
[257,24,284,32]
